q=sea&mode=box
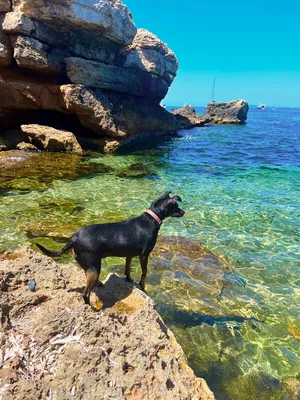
[0,106,299,399]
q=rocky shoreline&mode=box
[0,2,248,397]
[0,0,249,154]
[0,246,215,400]
[0,0,182,153]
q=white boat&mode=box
[257,102,266,110]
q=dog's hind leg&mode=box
[125,256,134,283]
[76,253,101,305]
[83,267,100,305]
[139,255,148,291]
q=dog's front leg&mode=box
[125,256,134,283]
[139,255,148,291]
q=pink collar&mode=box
[145,209,162,225]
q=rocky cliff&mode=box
[0,247,215,399]
[0,0,184,152]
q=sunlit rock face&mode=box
[119,28,179,86]
[12,0,137,45]
[0,247,215,399]
[0,1,182,152]
[206,100,249,124]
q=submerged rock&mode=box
[150,236,231,315]
[0,247,215,399]
[0,150,113,194]
[117,162,156,178]
[205,100,249,124]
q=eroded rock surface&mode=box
[0,1,185,152]
[205,100,249,124]
[21,124,83,154]
[172,105,211,128]
[0,247,215,399]
[120,28,178,86]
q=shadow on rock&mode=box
[91,274,137,312]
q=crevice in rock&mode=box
[0,109,106,148]
[2,61,71,85]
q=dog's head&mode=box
[151,191,185,219]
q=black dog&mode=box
[36,192,185,305]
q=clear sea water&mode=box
[0,106,299,399]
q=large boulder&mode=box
[119,28,179,86]
[206,100,249,124]
[0,247,215,399]
[11,35,62,73]
[20,124,83,154]
[2,11,35,35]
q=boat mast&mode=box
[211,76,216,102]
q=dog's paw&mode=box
[125,276,134,283]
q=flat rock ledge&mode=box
[0,248,215,400]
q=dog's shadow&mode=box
[92,273,136,310]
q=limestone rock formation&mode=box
[21,124,83,154]
[206,100,249,124]
[65,56,169,99]
[11,0,137,46]
[0,247,215,399]
[0,0,185,152]
[119,28,179,86]
[172,104,212,128]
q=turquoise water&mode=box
[0,106,299,398]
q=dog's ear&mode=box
[163,191,172,198]
[168,195,182,203]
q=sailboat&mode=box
[257,102,266,110]
[211,77,216,102]
[257,82,266,109]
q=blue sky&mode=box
[124,0,300,107]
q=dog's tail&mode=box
[36,238,74,257]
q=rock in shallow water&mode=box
[20,124,83,154]
[206,100,249,124]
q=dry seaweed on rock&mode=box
[0,247,215,399]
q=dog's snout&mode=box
[180,209,185,216]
